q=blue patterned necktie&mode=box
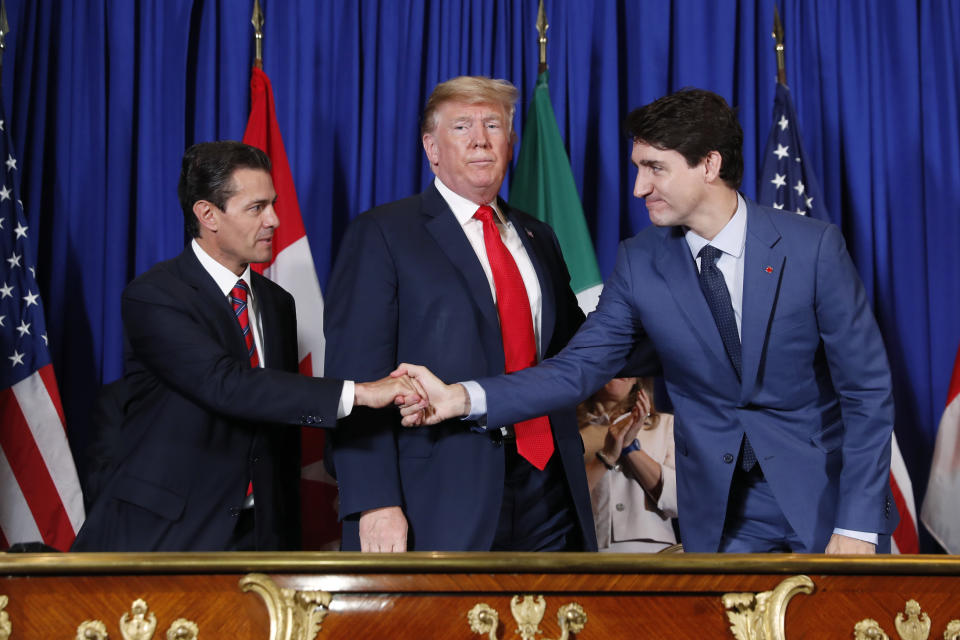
[697,245,756,471]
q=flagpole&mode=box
[536,0,547,74]
[772,5,787,85]
[0,0,9,79]
[251,0,264,70]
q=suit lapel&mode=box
[175,247,251,365]
[251,273,285,369]
[503,200,556,354]
[421,185,501,335]
[740,202,784,400]
[654,226,734,377]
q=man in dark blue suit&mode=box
[399,89,897,554]
[325,76,596,552]
[72,141,418,552]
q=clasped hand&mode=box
[390,364,467,426]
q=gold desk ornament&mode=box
[895,600,932,640]
[0,595,10,640]
[511,595,547,640]
[854,619,891,640]
[853,599,960,640]
[165,619,199,640]
[554,603,587,640]
[721,574,814,640]
[944,619,960,640]
[239,572,332,640]
[467,596,587,640]
[467,603,499,640]
[120,598,157,640]
[76,619,110,640]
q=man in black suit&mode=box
[325,77,596,552]
[72,141,417,552]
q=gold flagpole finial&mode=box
[536,0,548,73]
[772,4,786,85]
[251,0,264,69]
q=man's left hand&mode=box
[824,533,876,554]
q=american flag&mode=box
[0,109,84,550]
[757,83,829,221]
[758,82,918,553]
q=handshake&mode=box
[358,364,469,426]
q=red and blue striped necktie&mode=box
[230,279,260,369]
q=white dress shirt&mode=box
[434,177,544,356]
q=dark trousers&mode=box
[491,439,581,551]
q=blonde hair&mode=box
[421,76,519,136]
[577,377,661,430]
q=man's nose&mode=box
[264,204,280,228]
[471,126,491,147]
[634,173,652,199]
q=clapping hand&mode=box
[600,404,644,461]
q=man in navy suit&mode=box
[72,141,418,552]
[325,76,596,552]
[399,89,897,553]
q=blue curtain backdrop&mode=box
[1,0,957,549]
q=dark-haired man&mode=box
[399,89,898,554]
[72,141,418,552]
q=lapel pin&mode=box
[526,229,534,238]
[764,266,774,274]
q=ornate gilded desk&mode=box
[2,552,959,639]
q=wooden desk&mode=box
[2,553,959,639]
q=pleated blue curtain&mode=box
[1,0,957,549]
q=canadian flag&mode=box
[243,66,339,549]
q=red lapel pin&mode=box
[764,266,774,273]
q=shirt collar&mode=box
[684,192,747,260]
[434,177,506,227]
[191,239,255,299]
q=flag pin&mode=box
[764,266,774,274]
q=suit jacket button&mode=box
[615,503,626,512]
[723,453,734,464]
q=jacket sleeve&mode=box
[122,278,342,429]
[814,224,895,533]
[324,214,405,518]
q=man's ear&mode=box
[422,133,439,167]
[193,200,219,233]
[703,150,723,183]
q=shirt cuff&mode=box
[338,380,355,419]
[460,380,487,424]
[832,527,878,545]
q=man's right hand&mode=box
[354,374,423,409]
[392,363,470,426]
[358,505,408,552]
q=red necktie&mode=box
[231,279,258,497]
[474,205,554,470]
[231,279,260,369]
